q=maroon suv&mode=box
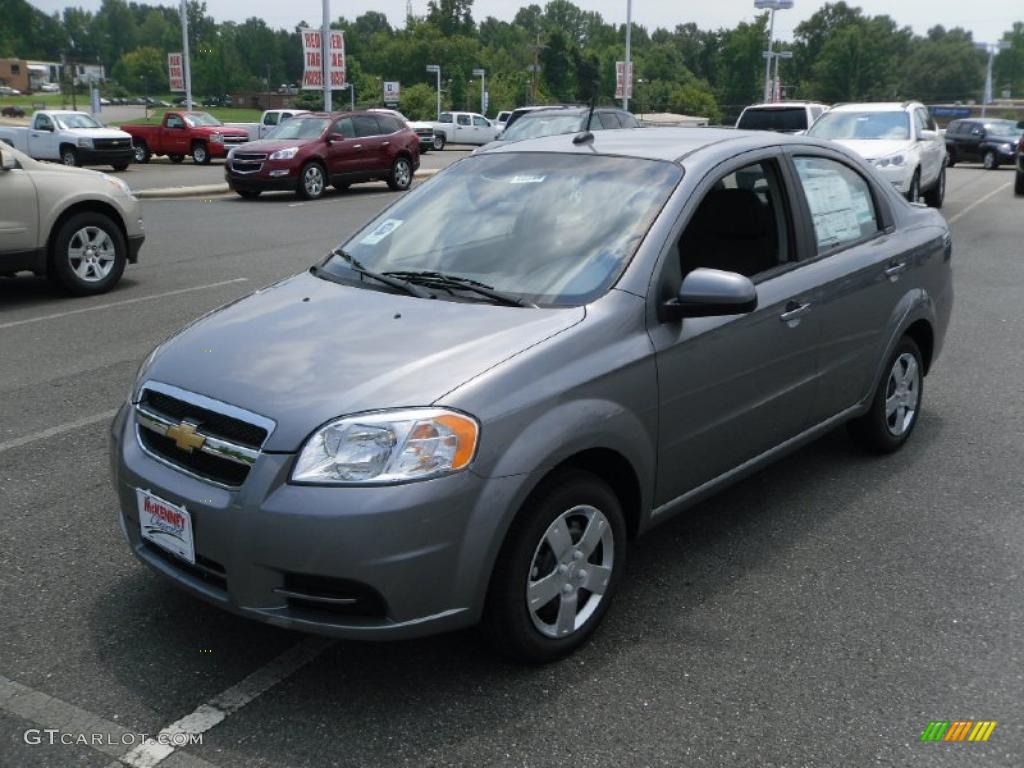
[225,111,420,200]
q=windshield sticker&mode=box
[509,175,546,184]
[360,219,403,245]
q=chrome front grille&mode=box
[222,135,248,145]
[231,152,266,174]
[134,382,274,488]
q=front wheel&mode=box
[848,337,923,454]
[482,469,627,663]
[387,156,413,191]
[923,165,945,209]
[47,212,127,296]
[191,143,210,165]
[133,142,151,164]
[432,133,446,151]
[983,150,998,170]
[60,147,79,167]
[297,162,326,200]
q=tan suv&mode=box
[0,142,144,295]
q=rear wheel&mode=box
[432,133,446,151]
[191,142,210,165]
[297,162,326,200]
[133,142,150,164]
[946,150,956,167]
[387,156,413,191]
[983,150,998,170]
[482,469,626,663]
[848,336,923,454]
[923,166,945,209]
[48,212,127,296]
[168,154,185,164]
[111,163,129,172]
[60,146,79,167]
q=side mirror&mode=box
[661,268,758,322]
[919,129,938,141]
[326,133,346,143]
[0,146,16,170]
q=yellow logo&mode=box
[166,421,205,453]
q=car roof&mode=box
[743,102,827,110]
[829,102,920,112]
[480,126,818,163]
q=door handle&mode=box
[779,301,812,323]
[381,141,390,146]
[884,261,908,279]
[353,144,363,149]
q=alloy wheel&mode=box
[526,504,614,639]
[67,226,116,283]
[303,165,324,197]
[394,159,411,188]
[885,352,920,436]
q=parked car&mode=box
[370,108,435,153]
[0,142,144,295]
[0,86,22,96]
[735,101,830,133]
[493,110,512,135]
[1,105,26,118]
[39,83,61,93]
[944,118,1023,169]
[806,101,946,206]
[502,105,568,135]
[0,110,134,170]
[495,106,638,145]
[224,111,419,200]
[120,111,249,164]
[1016,132,1024,196]
[114,127,951,662]
[431,111,495,150]
[224,109,310,141]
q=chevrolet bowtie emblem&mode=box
[166,421,206,453]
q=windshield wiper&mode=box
[382,270,536,308]
[315,249,434,299]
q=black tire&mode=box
[432,133,446,151]
[47,212,127,296]
[133,142,150,164]
[191,142,210,165]
[946,150,956,167]
[169,154,185,164]
[1015,170,1024,197]
[983,150,998,170]
[235,189,261,199]
[923,165,945,209]
[905,170,921,203]
[482,469,627,664]
[848,336,924,454]
[60,146,79,167]
[297,162,326,200]
[111,163,129,172]
[387,156,413,191]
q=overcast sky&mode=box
[29,0,1022,43]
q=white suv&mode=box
[807,101,946,207]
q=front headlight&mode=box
[1000,143,1013,152]
[210,132,224,143]
[873,153,905,168]
[77,137,94,148]
[100,173,133,197]
[292,408,479,484]
[269,146,300,161]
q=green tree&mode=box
[399,81,438,120]
[111,46,166,92]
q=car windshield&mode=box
[737,107,806,132]
[808,110,910,140]
[266,117,330,139]
[501,113,584,141]
[185,112,223,127]
[318,153,682,306]
[57,113,102,129]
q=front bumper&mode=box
[78,148,134,166]
[109,403,523,640]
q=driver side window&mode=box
[332,117,354,138]
[34,114,53,131]
[166,115,185,129]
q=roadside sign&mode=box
[929,106,971,119]
[615,61,634,100]
[384,81,400,104]
[168,52,185,92]
[328,30,346,89]
[300,27,323,89]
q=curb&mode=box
[135,168,441,199]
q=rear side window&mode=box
[793,156,880,254]
[353,115,381,137]
[618,112,638,128]
[738,107,807,132]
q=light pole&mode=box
[975,41,1010,117]
[623,0,632,110]
[755,0,793,103]
[321,0,331,111]
[472,68,486,115]
[179,0,193,110]
[773,50,792,101]
[426,64,441,119]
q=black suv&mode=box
[945,118,1023,170]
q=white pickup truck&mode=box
[0,110,134,170]
[224,109,309,141]
[429,111,496,150]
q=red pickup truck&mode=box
[120,111,249,165]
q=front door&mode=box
[649,155,820,505]
[472,115,496,144]
[28,113,59,159]
[352,115,387,172]
[0,159,39,259]
[324,116,363,178]
[163,114,191,155]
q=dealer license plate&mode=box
[137,489,195,564]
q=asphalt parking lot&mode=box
[1,165,1022,767]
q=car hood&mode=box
[139,270,585,451]
[69,127,133,140]
[409,121,434,130]
[829,139,915,161]
[234,138,318,153]
[196,125,249,137]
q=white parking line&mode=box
[0,278,249,331]
[0,408,120,453]
[948,181,1013,224]
[0,675,220,768]
[120,636,334,768]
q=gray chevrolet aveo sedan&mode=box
[111,128,953,662]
